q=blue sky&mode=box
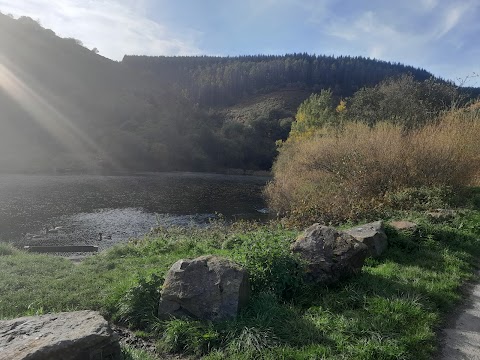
[1,0,479,84]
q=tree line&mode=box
[122,54,436,107]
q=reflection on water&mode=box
[0,173,269,248]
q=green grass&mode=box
[121,346,157,360]
[1,208,480,359]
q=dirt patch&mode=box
[112,324,190,359]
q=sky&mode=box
[1,0,479,85]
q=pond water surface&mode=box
[0,173,269,250]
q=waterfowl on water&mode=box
[23,233,44,240]
[98,233,112,241]
[256,208,269,214]
[45,225,64,234]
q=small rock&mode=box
[0,310,120,360]
[158,255,250,322]
[345,220,388,258]
[390,220,418,232]
[291,224,369,285]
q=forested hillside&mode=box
[122,54,435,107]
[0,13,476,173]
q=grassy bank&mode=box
[1,201,480,359]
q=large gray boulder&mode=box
[291,224,368,284]
[0,311,120,360]
[345,220,388,257]
[158,255,250,322]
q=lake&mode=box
[0,173,269,250]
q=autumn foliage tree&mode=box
[288,90,339,141]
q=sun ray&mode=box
[0,55,120,170]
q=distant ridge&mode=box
[122,53,439,107]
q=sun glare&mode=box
[0,56,118,168]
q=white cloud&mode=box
[323,11,425,61]
[0,0,202,60]
[317,2,480,81]
[435,2,471,39]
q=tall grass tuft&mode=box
[112,274,163,329]
[266,108,480,224]
[0,243,18,256]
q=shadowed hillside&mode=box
[0,13,477,173]
[122,54,437,108]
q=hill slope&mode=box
[0,13,477,173]
[122,54,437,108]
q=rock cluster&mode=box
[0,218,411,359]
[158,221,394,321]
[291,224,369,284]
[345,220,388,258]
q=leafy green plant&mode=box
[234,231,304,300]
[158,319,220,356]
[114,273,163,329]
[25,301,45,317]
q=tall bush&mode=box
[348,74,458,129]
[266,108,480,224]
